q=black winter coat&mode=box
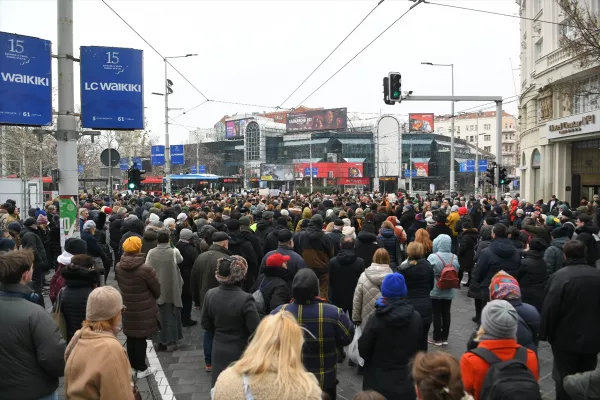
[476,238,521,299]
[327,229,344,256]
[358,299,422,400]
[378,228,400,269]
[263,225,289,255]
[328,249,365,312]
[458,229,478,273]
[355,230,382,266]
[118,218,144,257]
[255,220,274,249]
[517,250,548,313]
[175,240,198,297]
[251,267,290,314]
[407,220,426,243]
[81,231,107,261]
[429,223,454,242]
[374,212,389,233]
[108,214,124,250]
[60,266,99,342]
[228,231,259,287]
[398,258,434,324]
[575,222,600,267]
[467,239,490,299]
[400,209,415,231]
[540,258,600,354]
[240,226,264,263]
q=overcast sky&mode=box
[1,0,520,144]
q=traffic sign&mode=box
[78,165,84,175]
[303,167,317,177]
[120,157,129,171]
[171,145,184,165]
[191,166,197,174]
[151,145,165,166]
[80,46,144,130]
[100,148,120,167]
[479,159,488,172]
[404,169,417,177]
[199,165,206,174]
[132,157,141,167]
[0,32,52,126]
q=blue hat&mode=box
[381,273,407,298]
[35,207,47,218]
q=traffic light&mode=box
[127,166,146,191]
[166,78,173,95]
[484,168,495,186]
[388,72,402,102]
[382,77,394,105]
[499,167,511,186]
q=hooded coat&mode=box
[476,237,521,299]
[294,207,313,232]
[575,221,600,267]
[255,219,275,249]
[355,230,383,266]
[518,249,549,313]
[141,226,159,254]
[342,218,356,239]
[458,229,479,273]
[358,299,422,399]
[398,258,434,325]
[427,235,460,300]
[108,213,124,251]
[116,253,161,338]
[251,266,290,314]
[295,222,334,274]
[190,244,232,309]
[378,228,400,269]
[118,217,143,257]
[328,249,365,312]
[60,266,100,342]
[352,263,393,323]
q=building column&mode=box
[554,142,570,201]
[540,144,554,201]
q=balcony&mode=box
[547,48,572,67]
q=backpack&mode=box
[252,277,273,316]
[470,347,541,400]
[435,254,459,289]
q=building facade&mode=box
[518,0,600,205]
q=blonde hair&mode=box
[232,311,315,398]
[372,248,390,265]
[325,222,334,232]
[407,242,425,265]
[82,314,120,333]
[381,221,394,230]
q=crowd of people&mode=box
[1,190,600,400]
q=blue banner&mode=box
[404,169,417,177]
[199,165,206,174]
[0,32,52,126]
[466,159,475,166]
[151,145,165,166]
[80,46,144,130]
[132,157,141,167]
[191,166,197,174]
[479,159,488,172]
[78,165,84,175]
[459,162,467,173]
[171,145,184,165]
[303,167,317,177]
[120,157,129,171]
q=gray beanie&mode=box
[481,299,518,339]
[179,228,193,241]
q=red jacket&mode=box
[460,339,539,400]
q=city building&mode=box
[518,0,600,204]
[434,111,519,175]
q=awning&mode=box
[344,158,366,163]
[337,138,372,145]
[403,139,434,145]
[283,139,329,147]
[170,174,220,180]
[292,158,322,163]
[410,158,430,163]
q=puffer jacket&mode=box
[294,207,312,232]
[352,263,393,324]
[476,237,521,299]
[355,231,382,266]
[378,228,400,269]
[447,211,460,236]
[398,258,434,324]
[544,236,569,276]
[60,266,100,342]
[115,253,161,338]
[427,234,460,300]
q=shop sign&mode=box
[547,112,599,140]
[379,177,398,181]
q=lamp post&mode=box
[421,62,455,192]
[152,53,197,194]
[475,111,483,195]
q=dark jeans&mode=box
[203,330,214,366]
[432,299,452,341]
[419,321,432,351]
[474,298,482,322]
[127,336,147,371]
[552,346,598,400]
[181,294,192,322]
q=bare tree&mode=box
[557,0,600,69]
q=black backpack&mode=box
[470,347,541,400]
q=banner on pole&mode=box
[120,157,129,171]
[151,145,165,166]
[171,145,184,165]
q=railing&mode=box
[547,48,571,67]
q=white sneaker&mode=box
[137,367,156,379]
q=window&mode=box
[505,123,508,128]
[484,124,491,130]
[559,19,578,42]
[472,125,477,130]
[484,146,492,152]
[456,126,460,133]
[466,125,470,131]
[535,37,544,60]
[484,135,491,141]
[572,75,600,114]
[470,136,474,142]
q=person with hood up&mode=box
[251,252,291,315]
[63,286,135,400]
[458,221,479,287]
[20,217,48,306]
[327,218,345,255]
[118,215,144,257]
[272,268,354,399]
[328,236,365,314]
[518,237,549,313]
[377,220,402,270]
[354,227,383,266]
[544,226,571,276]
[427,234,460,346]
[352,248,393,326]
[476,223,521,310]
[575,213,600,267]
[116,236,161,377]
[201,255,260,386]
[239,215,264,262]
[259,229,306,288]
[263,216,291,254]
[109,207,127,264]
[175,228,199,326]
[295,207,313,232]
[412,352,475,400]
[362,212,377,234]
[398,242,434,351]
[460,300,539,400]
[294,214,334,300]
[255,211,275,250]
[142,219,162,254]
[226,218,259,291]
[358,272,422,399]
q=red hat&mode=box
[266,253,291,268]
[458,207,468,216]
[102,206,113,214]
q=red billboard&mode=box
[409,113,434,133]
[286,107,347,132]
[414,162,429,177]
[293,162,363,178]
[338,177,370,185]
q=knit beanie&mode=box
[122,236,142,254]
[37,215,49,225]
[381,273,407,298]
[86,286,123,321]
[481,299,518,339]
[65,238,87,255]
[148,213,160,223]
[310,214,323,225]
[179,228,193,241]
[490,270,521,300]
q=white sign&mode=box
[546,111,600,140]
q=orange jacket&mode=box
[460,339,539,400]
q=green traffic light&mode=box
[128,183,135,189]
[392,91,400,99]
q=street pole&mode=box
[195,131,200,173]
[475,112,480,195]
[1,125,6,176]
[108,134,112,202]
[309,133,313,193]
[409,144,413,196]
[450,64,455,194]
[495,101,503,200]
[164,59,171,194]
[57,0,80,238]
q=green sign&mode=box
[59,196,78,248]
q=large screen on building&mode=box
[409,113,434,133]
[293,162,363,178]
[260,164,295,181]
[286,107,347,132]
[225,119,249,139]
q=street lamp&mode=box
[161,53,198,194]
[421,62,455,193]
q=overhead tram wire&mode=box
[296,0,425,108]
[170,99,290,121]
[277,0,387,108]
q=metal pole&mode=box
[409,144,413,196]
[164,59,171,194]
[495,101,503,200]
[450,64,455,193]
[475,112,479,194]
[39,158,43,206]
[57,0,79,239]
[196,131,200,173]
[1,125,6,176]
[108,134,112,202]
[309,134,313,193]
[397,120,402,192]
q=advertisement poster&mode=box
[286,107,347,132]
[293,162,363,178]
[0,32,52,126]
[226,119,248,139]
[260,164,294,181]
[80,46,144,130]
[408,113,434,133]
[59,196,78,248]
[414,162,429,177]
